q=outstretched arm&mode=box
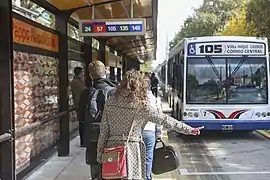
[141,104,200,135]
[155,97,163,137]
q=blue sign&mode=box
[79,18,146,37]
[188,43,196,55]
[130,24,142,32]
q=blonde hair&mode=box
[105,66,110,74]
[115,69,149,105]
[88,60,106,79]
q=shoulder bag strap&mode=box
[125,108,139,145]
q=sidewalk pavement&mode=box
[25,101,177,180]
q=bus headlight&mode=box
[262,112,267,117]
[194,112,199,118]
[188,112,193,117]
[255,112,260,117]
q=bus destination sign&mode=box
[187,42,266,56]
[79,18,146,37]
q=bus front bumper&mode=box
[183,120,270,131]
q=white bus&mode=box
[167,36,270,131]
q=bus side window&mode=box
[179,51,184,100]
[172,63,176,89]
[173,54,178,90]
[175,54,181,93]
[170,59,173,86]
[174,53,180,90]
[168,58,173,87]
[175,64,181,94]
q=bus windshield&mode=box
[186,57,268,104]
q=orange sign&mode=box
[12,18,59,52]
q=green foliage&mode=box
[219,3,258,36]
[140,61,153,73]
[169,0,242,49]
[246,0,270,38]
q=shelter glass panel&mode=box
[13,51,59,171]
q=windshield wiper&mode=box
[230,59,245,76]
[206,56,221,79]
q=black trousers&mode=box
[90,164,100,179]
[79,121,85,146]
[151,88,158,97]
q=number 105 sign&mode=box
[79,18,146,37]
[188,42,266,56]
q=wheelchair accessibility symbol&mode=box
[188,44,196,55]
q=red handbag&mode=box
[102,120,135,179]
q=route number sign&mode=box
[79,18,146,37]
[188,42,266,56]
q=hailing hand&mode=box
[190,126,204,135]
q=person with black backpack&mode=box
[78,60,116,180]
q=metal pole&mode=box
[130,0,133,18]
[92,5,95,19]
[56,13,70,157]
[165,34,168,93]
[0,0,16,179]
[91,4,95,52]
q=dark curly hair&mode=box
[115,69,149,105]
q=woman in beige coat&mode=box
[97,70,203,180]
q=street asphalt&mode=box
[167,131,270,180]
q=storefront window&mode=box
[13,51,59,170]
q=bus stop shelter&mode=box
[0,0,157,179]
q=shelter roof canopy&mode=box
[45,0,157,61]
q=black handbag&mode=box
[152,138,180,175]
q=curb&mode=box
[256,130,270,139]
